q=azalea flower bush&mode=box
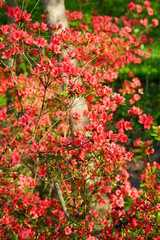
[0,0,159,239]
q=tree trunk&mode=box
[42,0,89,134]
[42,0,69,30]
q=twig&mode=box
[23,52,33,67]
[38,117,62,143]
[55,182,70,222]
[11,71,24,114]
[33,85,47,138]
[87,202,97,228]
[30,0,41,15]
[21,0,24,12]
[0,60,24,114]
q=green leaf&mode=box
[156,212,160,223]
[136,155,143,159]
[124,195,132,212]
[134,28,140,33]
[133,148,143,153]
[151,133,158,137]
[140,182,146,188]
[0,95,7,106]
[7,233,19,240]
[135,211,142,220]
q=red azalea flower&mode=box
[139,114,153,129]
[65,226,72,235]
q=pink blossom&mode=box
[147,7,154,16]
[135,4,142,13]
[144,1,150,7]
[31,142,38,152]
[38,165,47,178]
[65,226,72,235]
[139,114,153,129]
[116,196,125,208]
[152,19,159,27]
[19,116,28,126]
[140,18,148,27]
[0,107,7,121]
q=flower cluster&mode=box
[0,1,159,239]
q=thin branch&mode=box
[21,0,24,12]
[29,79,40,110]
[55,182,70,221]
[22,52,33,67]
[38,117,62,143]
[0,125,22,158]
[11,71,24,114]
[33,85,47,139]
[14,0,18,5]
[87,202,97,228]
[25,52,38,66]
[30,0,41,15]
[0,60,24,114]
